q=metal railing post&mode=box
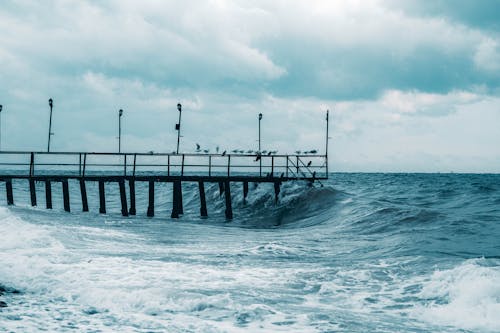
[181,154,185,176]
[209,155,212,177]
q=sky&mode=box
[0,0,499,172]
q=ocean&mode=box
[1,173,499,332]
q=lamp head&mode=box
[259,113,262,120]
[119,109,123,117]
[48,98,53,107]
[177,103,182,112]
[0,105,2,112]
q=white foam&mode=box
[413,259,500,332]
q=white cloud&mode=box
[474,38,500,73]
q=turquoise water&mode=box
[1,173,499,332]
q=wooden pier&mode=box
[0,151,327,219]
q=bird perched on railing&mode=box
[195,143,201,152]
[295,150,301,154]
[222,151,226,156]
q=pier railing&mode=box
[0,151,327,181]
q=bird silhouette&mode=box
[267,151,272,156]
[231,149,238,153]
[203,149,210,153]
[309,149,318,154]
[255,154,261,162]
[222,151,226,156]
[247,150,253,154]
[216,146,220,153]
[262,150,267,154]
[196,143,201,152]
[295,150,301,154]
[307,161,312,167]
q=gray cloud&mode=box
[0,0,499,172]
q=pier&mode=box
[0,151,327,219]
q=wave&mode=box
[411,258,500,332]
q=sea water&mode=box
[0,173,499,332]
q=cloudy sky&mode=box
[0,0,499,172]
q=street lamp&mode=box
[258,113,263,152]
[47,98,54,152]
[0,104,3,151]
[118,109,123,153]
[175,103,182,154]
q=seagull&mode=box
[271,150,278,155]
[309,149,318,154]
[196,143,201,152]
[204,149,210,153]
[295,150,301,154]
[267,151,272,156]
[232,149,238,153]
[239,150,245,154]
[307,161,312,167]
[262,150,267,154]
[247,150,253,154]
[222,150,226,156]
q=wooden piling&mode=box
[171,180,183,218]
[274,181,281,204]
[79,179,89,212]
[45,180,52,209]
[219,181,225,197]
[128,179,136,215]
[6,179,14,205]
[147,180,154,217]
[243,181,249,204]
[99,180,106,214]
[62,179,70,212]
[224,180,233,220]
[119,180,128,217]
[198,181,208,217]
[29,179,37,206]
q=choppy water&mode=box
[1,173,499,332]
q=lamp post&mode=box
[118,109,123,153]
[258,113,263,152]
[175,103,182,154]
[0,104,3,151]
[47,98,54,152]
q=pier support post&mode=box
[198,181,208,218]
[128,179,136,215]
[224,181,233,220]
[6,179,14,205]
[274,181,281,204]
[219,181,225,197]
[243,181,249,204]
[79,179,89,212]
[119,180,128,217]
[62,179,70,212]
[29,179,37,207]
[147,180,154,217]
[99,181,106,214]
[171,180,183,218]
[45,180,52,209]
